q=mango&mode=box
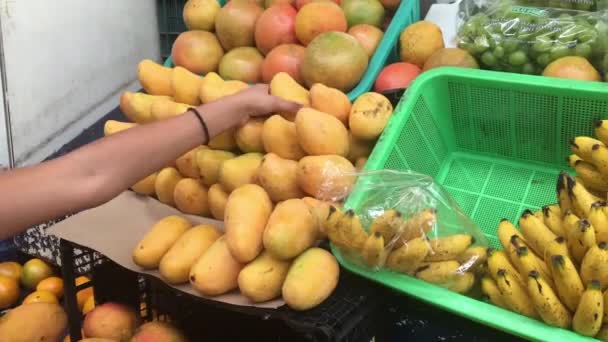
[309,83,351,125]
[348,133,374,162]
[150,98,190,121]
[295,107,349,156]
[208,128,238,151]
[257,153,305,202]
[399,21,444,67]
[235,118,265,153]
[190,236,245,296]
[171,66,202,106]
[173,178,209,215]
[264,199,317,260]
[138,59,173,96]
[349,92,393,140]
[155,167,183,206]
[184,0,221,31]
[131,321,186,342]
[262,115,306,160]
[224,184,273,262]
[196,149,236,186]
[238,251,291,303]
[218,152,263,192]
[159,225,221,284]
[83,302,140,341]
[208,184,229,220]
[103,120,137,136]
[199,72,248,104]
[282,248,339,311]
[131,172,158,196]
[270,72,310,121]
[297,155,356,201]
[0,303,67,342]
[176,146,207,179]
[119,92,172,123]
[132,215,192,269]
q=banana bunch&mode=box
[483,209,608,338]
[323,206,481,294]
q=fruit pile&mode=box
[172,0,400,92]
[133,213,339,310]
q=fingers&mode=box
[271,96,303,115]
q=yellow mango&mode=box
[138,59,173,96]
[235,118,265,153]
[196,149,236,186]
[176,146,207,179]
[208,184,229,220]
[270,72,310,121]
[159,225,221,284]
[309,83,351,125]
[119,92,171,123]
[297,155,356,201]
[103,120,137,136]
[218,153,263,193]
[224,184,273,263]
[133,215,192,269]
[131,172,158,196]
[263,199,317,260]
[349,92,393,140]
[190,236,245,296]
[295,107,349,157]
[348,133,374,162]
[171,66,202,106]
[173,178,209,216]
[208,128,238,151]
[150,99,190,121]
[238,251,291,303]
[262,115,306,160]
[0,303,67,342]
[257,153,305,202]
[282,248,339,311]
[155,167,183,206]
[199,72,248,104]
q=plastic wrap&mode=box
[457,0,608,75]
[322,170,489,295]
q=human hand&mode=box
[233,84,303,119]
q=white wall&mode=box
[1,0,161,165]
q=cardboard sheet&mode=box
[47,191,284,309]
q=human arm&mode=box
[0,85,301,239]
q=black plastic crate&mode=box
[157,0,188,61]
[60,239,394,342]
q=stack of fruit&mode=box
[133,211,339,311]
[171,0,400,93]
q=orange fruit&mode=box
[23,290,58,304]
[0,261,23,282]
[21,258,54,289]
[0,275,19,309]
[76,276,94,310]
[82,294,95,314]
[36,276,64,299]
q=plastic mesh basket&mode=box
[339,67,608,342]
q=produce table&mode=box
[14,103,523,341]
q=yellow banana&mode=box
[575,160,608,192]
[415,260,460,285]
[597,325,608,342]
[425,234,473,262]
[557,172,573,214]
[498,219,527,251]
[527,270,572,329]
[361,232,387,267]
[447,272,475,294]
[604,289,608,323]
[458,246,487,272]
[591,143,608,175]
[589,202,608,244]
[495,269,538,318]
[533,210,544,221]
[568,154,584,168]
[515,246,555,289]
[568,219,597,265]
[550,254,585,312]
[580,242,608,289]
[369,209,403,247]
[543,205,565,237]
[324,205,345,247]
[577,176,608,200]
[568,174,601,218]
[573,280,604,337]
[562,209,581,239]
[544,236,569,272]
[335,210,369,252]
[397,208,436,244]
[509,235,550,276]
[385,236,430,275]
[571,136,604,160]
[519,210,557,257]
[595,120,608,146]
[487,248,523,285]
[481,276,508,309]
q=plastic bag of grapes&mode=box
[457,1,608,76]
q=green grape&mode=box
[493,46,506,59]
[504,39,520,53]
[522,63,536,74]
[508,51,528,66]
[481,51,498,66]
[575,43,592,58]
[532,40,553,52]
[472,36,490,54]
[536,53,551,66]
[550,45,571,60]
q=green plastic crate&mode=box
[340,67,608,342]
[160,0,420,100]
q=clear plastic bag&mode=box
[457,0,608,76]
[322,170,489,295]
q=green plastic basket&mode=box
[340,67,608,342]
[160,0,420,100]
